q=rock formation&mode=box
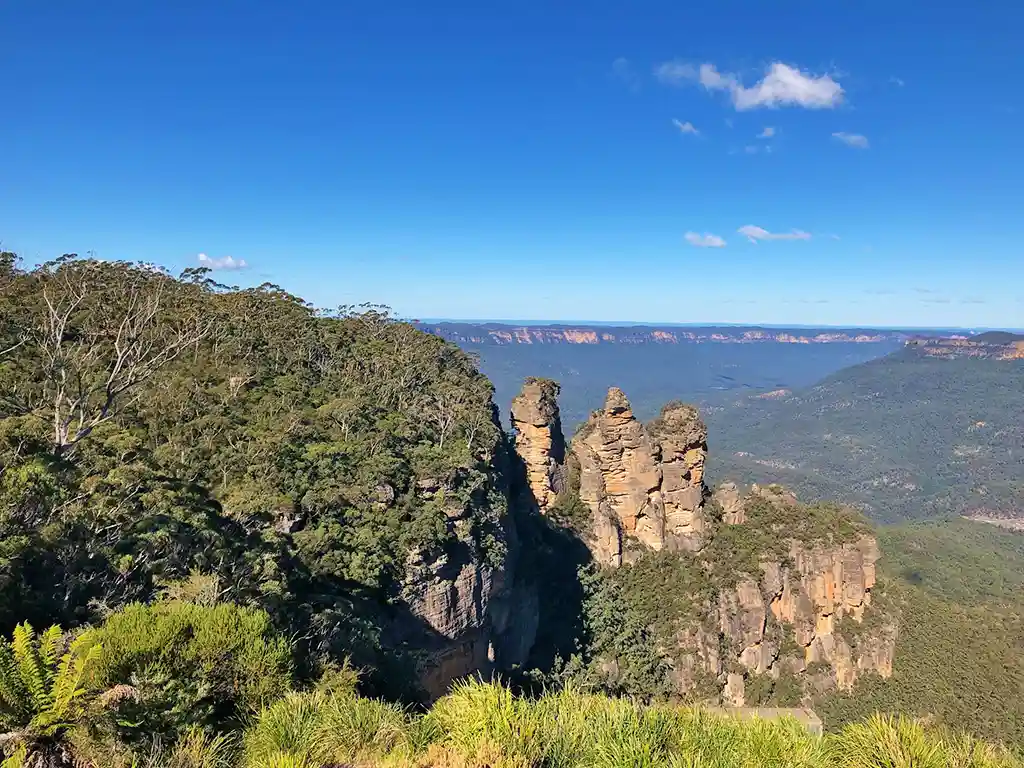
[506,379,896,707]
[510,378,566,513]
[420,377,896,706]
[572,389,709,565]
[669,489,895,707]
[401,428,540,700]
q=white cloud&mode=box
[758,126,776,138]
[198,253,248,270]
[744,145,759,154]
[832,131,869,148]
[685,232,727,248]
[738,225,812,243]
[889,76,905,87]
[657,60,844,110]
[830,234,841,240]
[653,60,696,85]
[672,119,699,135]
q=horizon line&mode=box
[411,318,1023,333]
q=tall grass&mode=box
[234,679,1023,768]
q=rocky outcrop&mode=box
[572,389,709,565]
[400,444,540,700]
[714,482,746,524]
[672,488,896,706]
[510,378,566,513]
[407,377,896,706]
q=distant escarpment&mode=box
[906,333,1024,360]
[423,322,929,346]
[511,381,896,707]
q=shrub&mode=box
[82,601,292,744]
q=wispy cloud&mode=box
[653,60,697,85]
[757,126,776,138]
[744,145,759,154]
[832,131,869,148]
[921,297,953,304]
[685,232,727,248]
[198,253,248,270]
[738,225,812,243]
[656,61,844,110]
[829,234,841,240]
[889,76,905,87]
[611,57,641,91]
[959,298,987,305]
[672,119,699,135]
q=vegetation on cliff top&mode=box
[0,254,505,699]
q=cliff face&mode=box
[572,389,709,565]
[509,380,896,706]
[907,335,1024,360]
[510,378,566,513]
[422,322,923,346]
[400,444,539,700]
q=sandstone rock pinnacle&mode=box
[510,378,566,513]
[572,389,709,565]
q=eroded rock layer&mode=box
[573,389,709,565]
[510,378,566,513]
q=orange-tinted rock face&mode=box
[510,378,566,513]
[573,388,709,565]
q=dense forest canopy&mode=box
[0,254,506,694]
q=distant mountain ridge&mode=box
[906,332,1024,359]
[422,322,965,346]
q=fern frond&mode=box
[0,640,31,728]
[0,741,28,768]
[36,627,63,691]
[47,642,102,726]
[11,625,51,713]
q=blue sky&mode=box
[2,0,1022,328]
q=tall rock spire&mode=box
[572,389,709,566]
[510,377,566,513]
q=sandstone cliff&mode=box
[510,377,566,513]
[572,389,709,565]
[422,322,922,346]
[399,437,539,700]
[509,380,896,707]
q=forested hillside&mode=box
[706,349,1024,522]
[0,254,510,700]
[819,519,1024,744]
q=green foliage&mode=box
[82,601,292,744]
[242,689,411,767]
[703,495,868,587]
[818,580,1024,747]
[560,565,673,697]
[708,351,1024,523]
[878,519,1024,605]
[0,622,102,761]
[819,520,1024,747]
[233,680,1020,768]
[0,255,509,700]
